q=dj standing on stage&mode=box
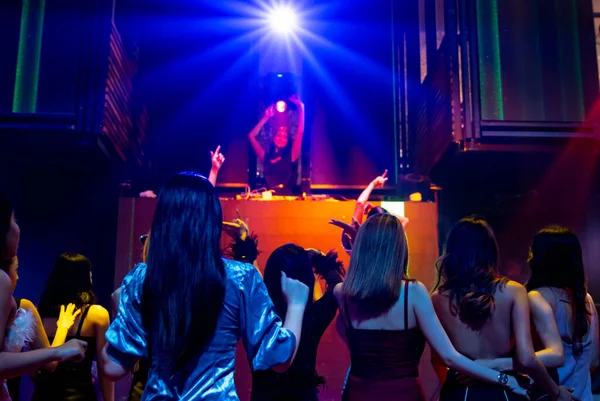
[248,95,305,195]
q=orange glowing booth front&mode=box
[113,198,440,401]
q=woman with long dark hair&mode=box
[335,213,527,401]
[525,226,599,400]
[431,217,574,401]
[32,253,113,401]
[0,194,86,401]
[99,172,309,400]
[251,245,345,401]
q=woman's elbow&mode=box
[102,361,128,382]
[99,348,129,381]
[42,361,59,373]
[515,351,538,371]
[551,351,565,369]
[439,351,459,369]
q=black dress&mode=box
[263,148,297,195]
[250,272,343,401]
[341,281,427,401]
[31,306,97,401]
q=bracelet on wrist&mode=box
[497,372,509,387]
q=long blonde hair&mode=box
[342,213,409,317]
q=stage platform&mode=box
[114,197,440,401]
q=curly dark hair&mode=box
[434,216,508,331]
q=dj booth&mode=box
[114,197,440,401]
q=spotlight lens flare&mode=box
[276,101,287,112]
[269,7,298,34]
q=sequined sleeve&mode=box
[105,264,148,369]
[238,264,296,371]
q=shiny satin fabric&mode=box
[106,260,296,400]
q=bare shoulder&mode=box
[88,304,110,325]
[501,280,526,295]
[586,293,597,315]
[586,293,595,305]
[527,290,553,313]
[408,280,429,297]
[430,289,445,309]
[333,282,343,301]
[18,298,38,312]
[0,270,11,291]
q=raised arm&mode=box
[240,265,308,374]
[248,106,274,163]
[289,96,304,163]
[352,171,388,223]
[208,145,225,187]
[21,300,80,373]
[101,266,148,381]
[412,282,527,397]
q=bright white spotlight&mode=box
[269,7,298,34]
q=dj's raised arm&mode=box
[248,106,275,163]
[288,95,305,164]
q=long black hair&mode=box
[0,193,14,271]
[38,253,96,318]
[527,226,591,343]
[263,244,314,324]
[141,172,225,376]
[435,216,508,331]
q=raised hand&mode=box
[57,339,88,362]
[264,105,276,119]
[281,271,309,307]
[329,219,358,239]
[57,304,80,330]
[288,95,304,107]
[372,170,388,188]
[210,145,226,171]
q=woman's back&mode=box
[538,287,598,401]
[106,260,297,400]
[432,281,520,360]
[32,305,104,400]
[337,280,426,401]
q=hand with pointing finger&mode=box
[372,170,388,188]
[211,145,226,172]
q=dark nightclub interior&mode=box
[1,0,600,400]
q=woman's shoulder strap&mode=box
[75,305,92,337]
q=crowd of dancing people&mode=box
[0,146,598,401]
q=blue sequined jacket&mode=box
[105,260,296,400]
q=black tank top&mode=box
[31,305,98,401]
[343,281,426,380]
